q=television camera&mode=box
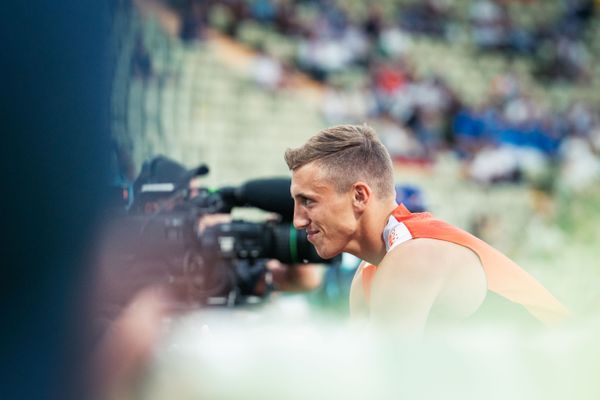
[106,156,335,307]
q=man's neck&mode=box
[350,200,398,266]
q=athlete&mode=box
[285,124,568,337]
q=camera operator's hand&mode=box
[197,213,233,234]
[263,259,324,292]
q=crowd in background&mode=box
[157,0,599,189]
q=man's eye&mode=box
[301,198,314,206]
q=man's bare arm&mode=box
[369,239,449,338]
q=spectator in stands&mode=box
[377,23,412,59]
[535,35,591,82]
[251,44,285,91]
[558,131,600,191]
[557,0,596,39]
[399,0,453,39]
[363,4,384,40]
[469,0,510,51]
[321,81,373,125]
[453,107,484,159]
[374,116,427,161]
[249,0,277,24]
[370,59,412,117]
[409,74,460,153]
[297,29,351,81]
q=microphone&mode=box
[219,178,295,221]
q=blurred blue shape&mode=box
[395,183,427,212]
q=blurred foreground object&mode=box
[2,2,111,399]
[139,308,600,400]
[92,155,332,398]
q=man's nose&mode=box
[293,206,309,230]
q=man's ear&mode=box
[352,182,372,211]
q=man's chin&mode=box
[314,246,339,261]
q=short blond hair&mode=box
[285,124,395,199]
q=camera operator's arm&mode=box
[264,259,324,292]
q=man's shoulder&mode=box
[380,237,486,284]
[383,238,456,267]
[373,240,451,294]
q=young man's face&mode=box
[290,162,356,259]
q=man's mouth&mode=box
[306,229,320,241]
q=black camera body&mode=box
[109,156,334,306]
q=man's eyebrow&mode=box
[293,192,313,200]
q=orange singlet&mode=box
[360,204,569,325]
